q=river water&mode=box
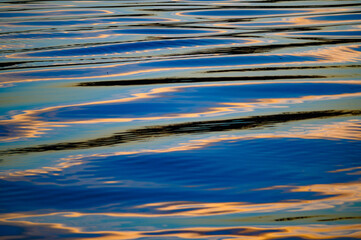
[0,0,361,239]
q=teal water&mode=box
[0,0,361,239]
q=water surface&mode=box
[0,0,361,239]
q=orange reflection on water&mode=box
[297,44,361,63]
[283,13,361,26]
[1,80,360,142]
[134,182,361,217]
[329,166,361,175]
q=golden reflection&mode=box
[1,80,360,142]
[139,224,361,240]
[284,13,361,26]
[329,167,361,175]
[289,44,361,64]
[128,182,361,217]
[0,43,27,49]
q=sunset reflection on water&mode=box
[0,0,360,239]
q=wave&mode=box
[1,0,361,239]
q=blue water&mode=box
[0,1,361,239]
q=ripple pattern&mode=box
[0,0,361,239]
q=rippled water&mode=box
[1,0,361,239]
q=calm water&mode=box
[0,0,361,239]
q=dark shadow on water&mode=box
[77,75,322,87]
[1,110,359,155]
[0,61,27,68]
[206,64,361,73]
[318,216,361,222]
[179,38,361,56]
[274,215,323,221]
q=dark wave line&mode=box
[205,64,361,73]
[19,38,248,58]
[274,215,323,221]
[318,216,361,222]
[77,75,323,87]
[187,38,361,56]
[1,110,360,155]
[0,58,139,71]
[0,61,27,68]
[186,3,361,9]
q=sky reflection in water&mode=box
[0,0,361,239]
